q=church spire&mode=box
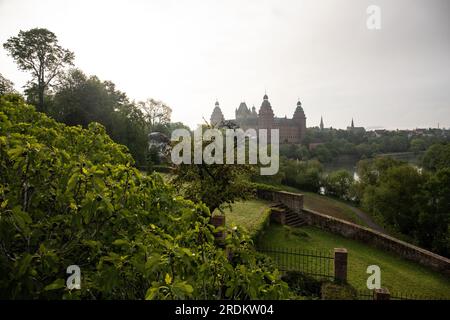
[351,118,354,128]
[320,116,324,130]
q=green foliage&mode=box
[356,157,450,256]
[410,138,427,154]
[0,74,16,95]
[48,69,150,166]
[3,28,74,112]
[320,282,357,300]
[173,126,255,214]
[282,128,449,165]
[324,170,354,200]
[362,165,426,234]
[280,159,323,192]
[281,271,322,298]
[0,96,288,299]
[422,143,450,172]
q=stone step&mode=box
[287,221,307,227]
[286,214,302,220]
[270,202,306,227]
[286,218,304,225]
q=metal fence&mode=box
[390,291,445,300]
[259,247,446,300]
[356,289,445,300]
[258,247,334,280]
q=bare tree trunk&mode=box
[38,87,44,113]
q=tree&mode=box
[410,138,426,154]
[362,165,425,235]
[0,96,288,299]
[281,159,323,192]
[325,170,354,200]
[50,69,151,165]
[422,143,450,172]
[418,168,450,255]
[3,28,74,112]
[0,73,16,95]
[139,98,172,128]
[173,125,255,214]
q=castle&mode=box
[210,93,307,144]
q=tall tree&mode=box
[3,28,74,112]
[0,73,16,95]
[173,125,255,214]
[139,98,172,128]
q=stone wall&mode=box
[257,189,450,275]
[256,189,303,213]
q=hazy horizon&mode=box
[0,0,449,130]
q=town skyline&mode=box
[1,0,449,130]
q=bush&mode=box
[0,95,289,299]
[281,271,322,298]
[321,282,357,300]
[324,170,354,200]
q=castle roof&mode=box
[259,93,274,115]
[210,101,225,125]
[237,102,249,114]
[293,100,305,119]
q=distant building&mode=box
[320,116,324,130]
[210,101,225,126]
[210,93,307,144]
[347,118,365,134]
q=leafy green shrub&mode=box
[320,282,357,300]
[0,95,288,299]
[323,169,354,200]
[281,271,322,298]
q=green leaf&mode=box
[67,172,80,192]
[12,206,32,233]
[17,253,33,277]
[44,278,65,291]
[164,273,172,285]
[112,239,128,246]
[145,287,159,300]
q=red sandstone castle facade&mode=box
[210,93,307,144]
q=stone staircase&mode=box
[270,202,306,227]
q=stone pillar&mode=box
[334,248,348,283]
[374,288,390,300]
[210,215,226,247]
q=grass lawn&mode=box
[258,224,450,299]
[215,199,272,237]
[302,192,365,226]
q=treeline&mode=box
[2,28,188,167]
[281,127,449,163]
[355,150,450,256]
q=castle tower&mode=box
[258,93,274,130]
[236,102,250,120]
[293,100,307,142]
[210,101,225,127]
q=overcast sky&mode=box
[0,0,449,129]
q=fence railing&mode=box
[356,289,446,300]
[258,247,334,280]
[259,246,446,300]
